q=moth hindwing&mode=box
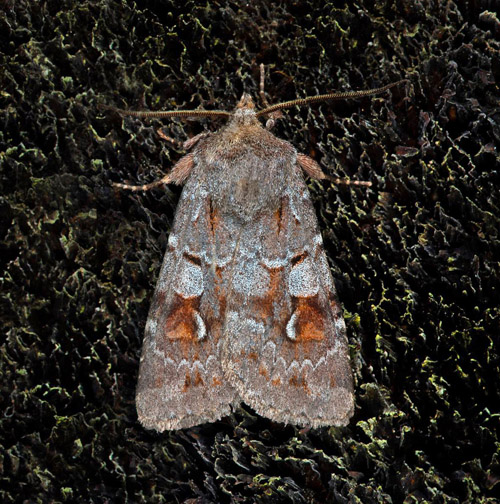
[113,69,405,431]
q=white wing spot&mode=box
[289,257,319,297]
[174,258,203,298]
[194,311,207,341]
[168,234,178,249]
[286,311,298,341]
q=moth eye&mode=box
[291,251,308,266]
[183,251,202,266]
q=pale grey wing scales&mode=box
[221,164,354,427]
[136,172,239,431]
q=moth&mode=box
[112,66,405,431]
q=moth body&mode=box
[133,93,355,431]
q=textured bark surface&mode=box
[1,1,499,502]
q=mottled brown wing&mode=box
[220,164,354,427]
[135,174,239,431]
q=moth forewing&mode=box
[135,168,239,431]
[217,155,355,427]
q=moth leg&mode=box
[183,132,210,150]
[113,153,195,191]
[157,130,209,151]
[297,153,327,180]
[259,63,283,130]
[156,128,183,149]
[297,153,372,186]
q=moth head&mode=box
[236,93,256,110]
[232,93,259,125]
